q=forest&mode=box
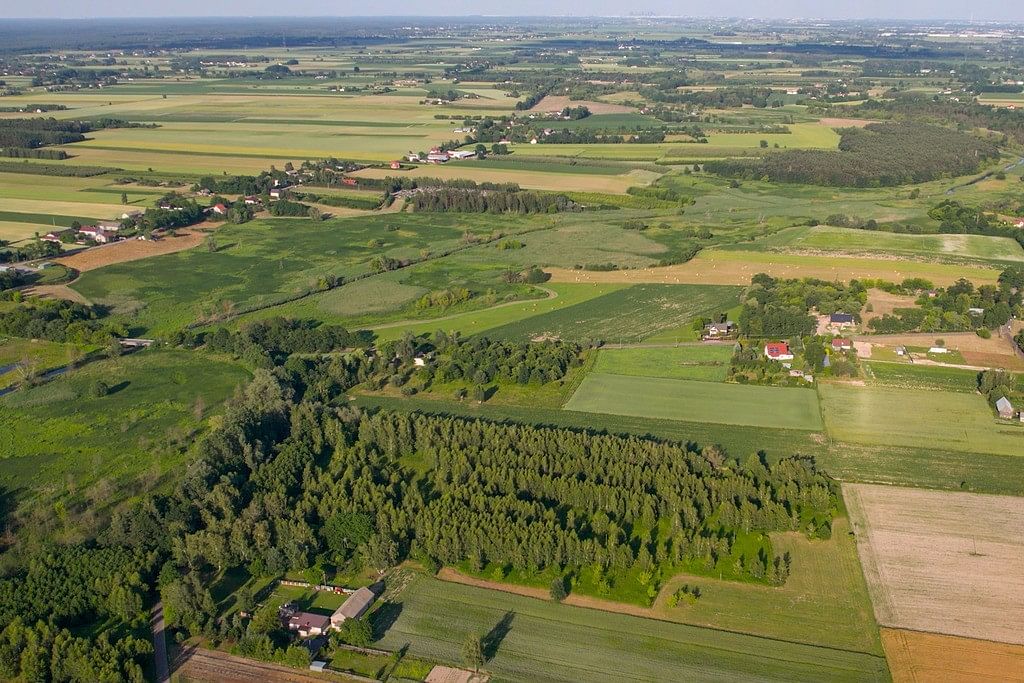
[739,274,865,338]
[408,188,580,214]
[705,122,999,186]
[868,271,1023,333]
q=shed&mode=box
[996,396,1015,419]
[330,586,376,628]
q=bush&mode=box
[976,328,992,339]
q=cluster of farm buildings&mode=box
[279,585,377,639]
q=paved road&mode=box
[151,601,170,683]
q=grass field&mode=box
[374,573,890,683]
[0,350,249,505]
[486,284,743,343]
[760,225,1024,263]
[845,483,1024,646]
[0,338,92,389]
[592,345,734,382]
[819,383,1023,458]
[654,515,882,654]
[864,362,983,393]
[564,373,825,431]
[71,213,520,334]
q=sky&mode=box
[2,0,1022,21]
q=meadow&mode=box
[375,573,890,683]
[564,373,825,431]
[0,350,249,506]
[486,284,743,343]
[819,383,1023,458]
[592,345,735,382]
[759,225,1024,263]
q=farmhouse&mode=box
[390,161,402,170]
[764,342,794,361]
[96,220,123,231]
[831,338,853,351]
[210,203,228,215]
[244,195,261,205]
[995,396,1015,419]
[702,321,736,339]
[41,229,73,243]
[287,612,331,638]
[330,586,376,628]
[269,186,290,199]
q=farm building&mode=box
[426,152,450,163]
[96,220,123,231]
[210,203,228,215]
[244,195,261,205]
[764,342,794,361]
[831,338,853,351]
[929,346,948,354]
[449,150,477,160]
[41,229,73,243]
[287,612,331,638]
[330,586,376,628]
[390,161,402,169]
[995,396,1015,419]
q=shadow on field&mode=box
[371,601,404,640]
[482,611,515,662]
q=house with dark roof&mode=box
[829,313,854,326]
[287,612,331,638]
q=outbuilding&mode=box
[996,396,1015,419]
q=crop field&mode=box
[547,249,1002,286]
[881,629,1024,683]
[486,284,743,343]
[592,345,735,381]
[844,483,1024,645]
[759,225,1024,263]
[375,574,890,683]
[0,350,249,503]
[819,383,1023,458]
[655,515,882,654]
[864,362,984,393]
[565,373,825,431]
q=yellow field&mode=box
[546,249,1001,286]
[0,198,123,221]
[0,221,45,242]
[882,629,1024,683]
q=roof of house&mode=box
[830,313,854,323]
[333,586,376,620]
[831,338,852,348]
[764,342,790,356]
[288,612,331,630]
[996,396,1014,412]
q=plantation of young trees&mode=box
[408,188,580,214]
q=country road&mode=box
[151,601,169,683]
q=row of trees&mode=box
[0,299,124,345]
[408,189,580,214]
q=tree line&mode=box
[408,189,580,214]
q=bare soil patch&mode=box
[56,229,210,272]
[819,117,873,128]
[528,95,635,115]
[174,646,337,683]
[882,628,1024,683]
[845,483,1024,645]
[426,666,489,683]
[21,284,90,304]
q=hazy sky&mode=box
[3,0,1023,21]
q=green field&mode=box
[819,383,1024,458]
[593,345,735,381]
[0,338,93,389]
[564,373,825,431]
[0,350,249,504]
[374,574,889,683]
[760,225,1024,263]
[864,361,984,393]
[487,284,743,343]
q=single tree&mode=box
[462,634,483,672]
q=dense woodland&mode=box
[705,123,999,186]
[739,274,865,338]
[0,299,123,345]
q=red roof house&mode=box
[764,342,794,361]
[212,203,228,215]
[390,161,402,170]
[831,338,853,351]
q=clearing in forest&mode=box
[844,483,1024,645]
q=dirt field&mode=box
[425,666,489,683]
[853,330,1024,368]
[845,483,1024,645]
[56,229,209,272]
[528,95,635,114]
[173,646,348,682]
[545,253,996,287]
[882,628,1024,683]
[21,284,91,304]
[819,117,873,128]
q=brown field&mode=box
[55,229,210,272]
[854,330,1024,369]
[528,95,635,114]
[21,284,90,304]
[845,483,1024,645]
[862,289,918,326]
[546,251,999,287]
[882,629,1024,683]
[819,117,874,128]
